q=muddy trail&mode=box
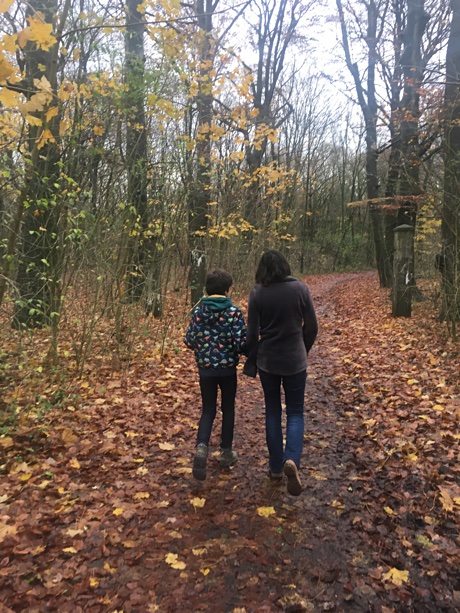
[0,272,458,612]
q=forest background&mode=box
[0,2,459,609]
[0,0,459,424]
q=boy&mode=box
[184,269,246,481]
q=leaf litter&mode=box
[0,272,458,611]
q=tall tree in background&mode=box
[12,0,71,327]
[124,0,162,315]
[442,0,460,335]
[336,0,391,287]
[241,0,306,236]
[397,0,430,216]
[187,0,218,305]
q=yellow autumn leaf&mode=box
[190,497,206,508]
[21,15,57,51]
[0,0,14,14]
[0,55,15,81]
[0,87,19,107]
[384,506,397,516]
[69,458,80,469]
[200,568,210,576]
[134,492,150,500]
[383,567,409,586]
[59,118,70,135]
[36,128,56,150]
[192,547,207,556]
[432,404,444,411]
[89,577,100,587]
[159,442,175,450]
[165,553,186,570]
[62,547,77,554]
[112,507,124,516]
[104,562,116,573]
[1,33,17,53]
[93,125,104,136]
[24,114,43,127]
[18,473,32,482]
[439,488,454,512]
[45,106,59,121]
[257,506,276,517]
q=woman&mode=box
[246,250,318,495]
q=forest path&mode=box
[1,272,458,612]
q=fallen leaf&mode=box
[383,567,409,586]
[134,492,150,500]
[439,488,454,512]
[191,497,206,508]
[159,442,175,450]
[0,436,14,449]
[113,508,124,516]
[257,506,276,517]
[200,568,210,576]
[0,522,17,542]
[69,458,80,469]
[165,552,186,570]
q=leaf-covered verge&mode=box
[0,272,458,612]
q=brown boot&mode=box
[284,459,302,496]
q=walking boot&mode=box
[219,448,238,468]
[193,443,208,481]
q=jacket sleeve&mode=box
[245,287,260,354]
[184,311,198,349]
[232,309,247,354]
[302,285,318,353]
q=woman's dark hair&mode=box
[205,269,233,295]
[255,250,291,286]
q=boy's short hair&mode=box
[206,269,233,295]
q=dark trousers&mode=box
[197,374,237,449]
[259,369,306,473]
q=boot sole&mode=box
[193,455,207,481]
[284,460,302,496]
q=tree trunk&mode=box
[124,0,162,315]
[442,0,460,336]
[336,0,391,287]
[12,0,67,328]
[187,0,217,305]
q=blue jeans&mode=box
[197,374,237,449]
[259,369,306,473]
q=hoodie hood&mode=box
[198,296,232,323]
[200,296,232,311]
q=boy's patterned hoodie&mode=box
[184,296,246,375]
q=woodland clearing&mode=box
[0,272,459,612]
